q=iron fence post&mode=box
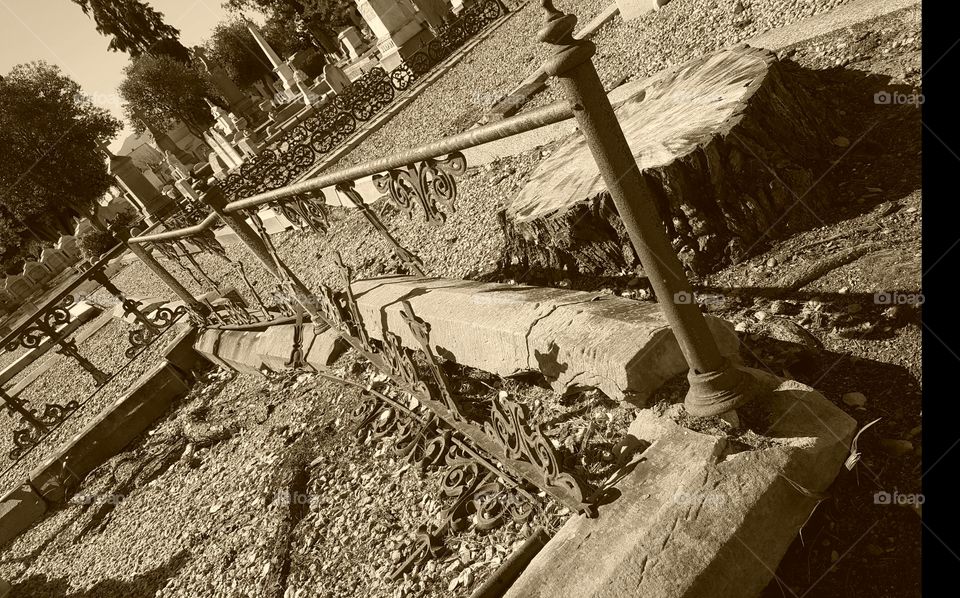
[200,186,324,323]
[536,0,767,416]
[114,227,211,320]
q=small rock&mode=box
[766,257,778,268]
[754,311,769,322]
[734,321,749,332]
[769,300,796,315]
[846,303,862,314]
[839,287,850,294]
[842,392,867,408]
[832,136,850,147]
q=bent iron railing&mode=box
[0,232,188,460]
[122,0,766,576]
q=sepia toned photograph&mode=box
[0,0,928,596]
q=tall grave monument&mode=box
[356,0,435,71]
[246,19,315,106]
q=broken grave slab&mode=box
[214,330,265,376]
[349,276,739,405]
[255,323,347,372]
[505,372,857,598]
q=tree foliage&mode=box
[118,54,217,136]
[203,18,313,90]
[70,0,192,62]
[0,61,121,249]
[223,0,356,39]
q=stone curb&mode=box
[505,371,857,598]
[193,324,347,376]
[29,361,190,505]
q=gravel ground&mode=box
[329,0,610,170]
[524,0,854,111]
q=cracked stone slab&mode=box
[256,324,347,372]
[505,371,857,598]
[350,276,740,404]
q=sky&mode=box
[0,0,266,150]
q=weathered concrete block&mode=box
[529,298,739,403]
[505,372,857,598]
[306,327,349,369]
[257,324,308,372]
[0,483,46,548]
[350,276,739,404]
[30,362,188,504]
[215,330,264,375]
[255,324,346,372]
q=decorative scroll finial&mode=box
[538,0,578,45]
[537,1,595,76]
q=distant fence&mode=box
[218,0,508,204]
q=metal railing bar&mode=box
[224,99,574,213]
[129,213,221,244]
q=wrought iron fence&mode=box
[124,0,766,575]
[0,236,189,460]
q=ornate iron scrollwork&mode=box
[6,305,110,386]
[320,254,591,517]
[124,305,188,359]
[272,192,329,235]
[335,181,425,275]
[372,153,467,226]
[4,392,81,460]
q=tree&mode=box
[223,0,356,40]
[0,62,121,241]
[119,54,217,137]
[71,0,191,62]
